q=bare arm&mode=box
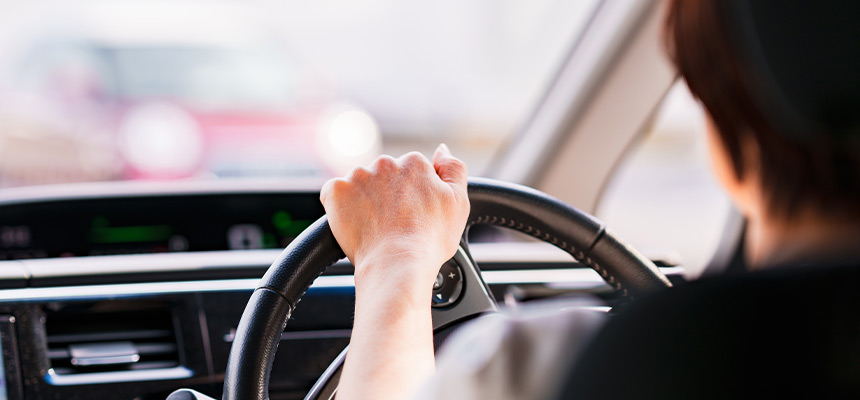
[320,144,469,400]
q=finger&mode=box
[433,143,467,186]
[319,177,343,206]
[432,143,451,161]
[349,165,371,181]
[370,154,397,174]
[397,151,433,174]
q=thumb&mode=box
[433,143,467,186]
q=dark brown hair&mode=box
[663,0,860,219]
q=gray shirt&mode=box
[414,299,607,400]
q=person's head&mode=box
[663,0,860,227]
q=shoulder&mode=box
[561,263,860,399]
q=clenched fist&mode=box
[320,144,469,288]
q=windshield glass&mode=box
[0,0,599,186]
[106,47,296,109]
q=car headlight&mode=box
[118,103,203,177]
[315,105,381,174]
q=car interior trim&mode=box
[2,242,684,281]
[537,0,676,213]
[45,366,194,386]
[491,0,657,188]
[0,179,325,208]
[0,267,683,303]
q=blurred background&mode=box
[0,0,598,184]
[0,0,729,275]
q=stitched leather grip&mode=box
[467,177,671,298]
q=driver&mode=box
[321,1,860,399]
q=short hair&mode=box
[663,0,860,219]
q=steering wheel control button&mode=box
[433,272,445,290]
[431,259,464,308]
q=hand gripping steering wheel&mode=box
[215,178,671,400]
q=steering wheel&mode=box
[219,178,671,400]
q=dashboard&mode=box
[0,181,685,400]
[0,190,323,260]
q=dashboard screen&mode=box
[0,193,325,259]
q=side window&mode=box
[595,82,735,277]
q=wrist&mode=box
[354,242,445,278]
[353,256,439,302]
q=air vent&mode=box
[45,303,186,383]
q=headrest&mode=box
[721,0,860,140]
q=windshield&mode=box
[0,0,600,186]
[106,47,296,109]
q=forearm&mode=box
[337,262,436,400]
[320,146,468,400]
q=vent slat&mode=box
[48,343,175,360]
[46,329,172,344]
[45,305,181,378]
[134,343,177,355]
[51,361,181,375]
[47,349,70,359]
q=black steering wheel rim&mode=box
[222,177,671,400]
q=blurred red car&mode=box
[0,0,381,185]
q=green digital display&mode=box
[89,217,174,244]
[271,210,313,238]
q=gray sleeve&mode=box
[413,301,607,400]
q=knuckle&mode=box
[320,178,348,203]
[350,166,371,180]
[400,152,432,172]
[402,151,426,164]
[331,178,351,193]
[319,182,332,203]
[373,155,397,171]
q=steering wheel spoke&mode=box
[431,241,498,329]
